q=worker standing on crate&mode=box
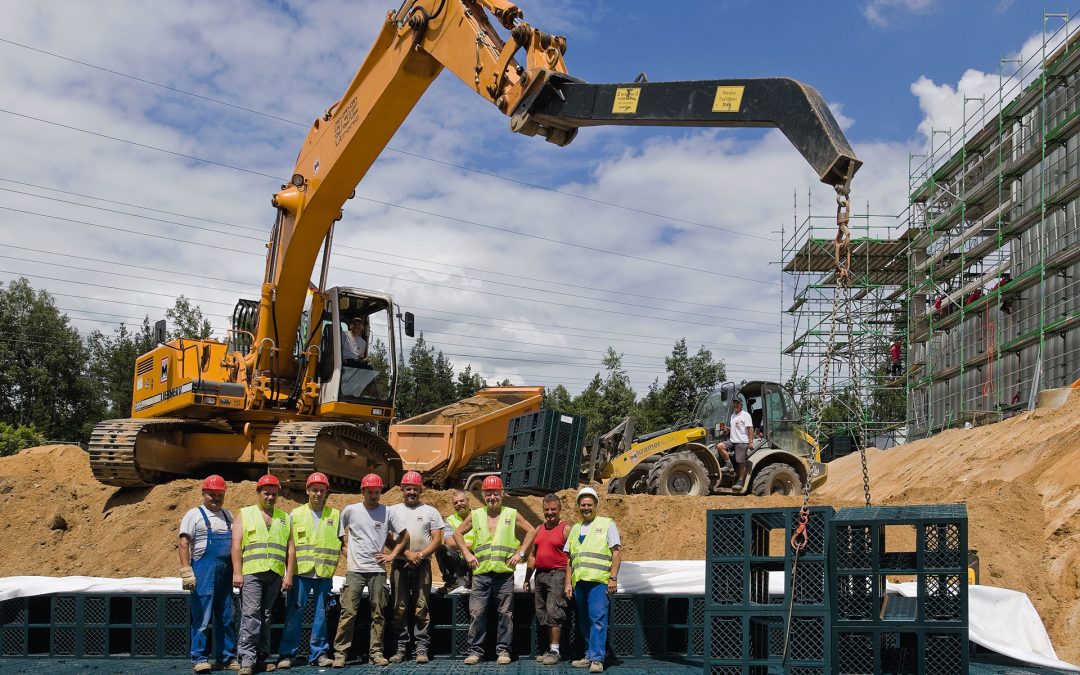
[524,493,571,666]
[453,475,537,665]
[231,474,291,675]
[275,472,341,670]
[436,490,474,593]
[387,471,445,664]
[563,487,621,674]
[179,475,239,673]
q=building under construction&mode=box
[784,13,1080,443]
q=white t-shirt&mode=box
[179,506,233,562]
[342,330,367,361]
[563,520,621,552]
[339,503,402,573]
[389,503,445,559]
[729,410,754,443]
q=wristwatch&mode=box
[518,550,527,557]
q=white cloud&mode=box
[864,0,938,28]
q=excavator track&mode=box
[268,421,402,491]
[88,418,187,487]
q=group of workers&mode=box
[179,471,620,673]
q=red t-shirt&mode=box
[533,520,569,571]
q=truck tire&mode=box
[646,451,710,496]
[750,463,803,496]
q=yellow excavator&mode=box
[89,0,860,489]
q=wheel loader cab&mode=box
[317,289,398,410]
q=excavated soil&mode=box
[0,389,1078,661]
[429,396,508,425]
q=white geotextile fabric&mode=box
[1,563,1076,670]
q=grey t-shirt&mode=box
[179,506,233,562]
[389,503,445,559]
[339,503,401,573]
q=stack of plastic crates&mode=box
[831,504,969,675]
[500,409,586,494]
[704,506,834,675]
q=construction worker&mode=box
[231,474,291,675]
[331,473,409,668]
[179,474,238,673]
[524,493,570,666]
[716,398,754,491]
[563,487,621,674]
[436,489,474,593]
[453,475,537,666]
[388,471,444,664]
[276,472,341,669]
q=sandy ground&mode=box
[0,389,1077,661]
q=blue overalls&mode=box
[189,507,238,666]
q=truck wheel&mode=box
[750,464,803,496]
[646,451,709,496]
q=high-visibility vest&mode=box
[447,512,476,547]
[240,505,289,576]
[568,517,614,585]
[290,504,341,578]
[471,506,520,575]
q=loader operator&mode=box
[717,398,755,491]
[454,475,537,666]
[231,474,291,675]
[179,475,238,673]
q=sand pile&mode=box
[0,389,1077,660]
[429,396,508,425]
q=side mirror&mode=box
[403,312,415,338]
[154,319,167,344]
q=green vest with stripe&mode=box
[290,504,341,578]
[471,506,520,575]
[568,516,614,585]
[240,505,290,576]
[447,512,476,547]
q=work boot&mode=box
[589,661,604,673]
[463,653,482,665]
[224,662,241,671]
[276,658,293,670]
[331,655,346,668]
[416,651,429,664]
[496,652,511,665]
[388,652,405,664]
[541,651,560,665]
[315,656,335,667]
[370,652,389,667]
[436,580,457,595]
[238,668,253,675]
[193,663,212,674]
[571,658,591,668]
[259,664,277,672]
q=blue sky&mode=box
[0,0,1071,396]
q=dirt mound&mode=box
[429,396,508,425]
[0,391,1077,661]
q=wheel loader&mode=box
[590,380,827,497]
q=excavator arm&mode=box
[255,0,861,387]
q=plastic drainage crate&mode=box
[704,611,828,673]
[834,625,967,675]
[501,409,586,494]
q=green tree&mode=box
[595,348,637,435]
[543,384,573,412]
[85,318,156,419]
[0,422,46,456]
[570,374,603,438]
[432,352,458,407]
[657,339,727,428]
[165,295,212,340]
[631,379,666,434]
[0,279,97,441]
[495,378,513,386]
[455,365,487,399]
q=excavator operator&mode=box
[342,317,370,366]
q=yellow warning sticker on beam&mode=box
[712,86,745,113]
[612,87,641,114]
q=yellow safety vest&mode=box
[569,517,614,585]
[447,512,476,547]
[471,506,520,575]
[291,504,341,578]
[240,505,290,576]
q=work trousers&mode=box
[467,572,514,657]
[573,580,610,663]
[277,575,333,663]
[333,570,389,659]
[237,571,282,667]
[436,546,472,589]
[390,558,432,655]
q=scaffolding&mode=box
[780,195,909,454]
[904,12,1080,438]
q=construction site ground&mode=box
[1,391,1078,664]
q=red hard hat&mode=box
[256,474,281,490]
[306,472,330,487]
[202,475,227,492]
[361,473,384,490]
[481,475,503,491]
[400,471,423,486]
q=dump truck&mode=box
[389,387,544,488]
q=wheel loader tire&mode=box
[646,451,710,496]
[624,469,649,494]
[750,463,803,496]
[607,478,625,495]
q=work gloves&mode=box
[180,566,196,591]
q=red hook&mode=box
[790,508,809,552]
